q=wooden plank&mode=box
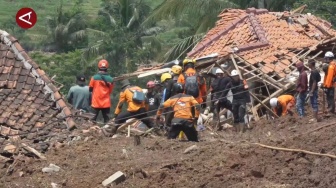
[230,54,243,79]
[21,143,46,160]
[235,54,285,89]
[254,82,293,110]
[249,92,279,118]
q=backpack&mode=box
[129,88,145,104]
[183,73,200,98]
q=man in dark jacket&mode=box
[146,81,161,117]
[295,61,308,117]
[210,68,232,121]
[307,59,321,122]
[226,69,250,133]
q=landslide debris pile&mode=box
[1,114,336,188]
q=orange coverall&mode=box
[177,68,207,104]
[273,95,295,116]
[115,86,148,115]
[157,93,200,119]
[323,61,336,88]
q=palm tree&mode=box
[143,0,238,61]
[146,0,297,61]
[82,0,163,74]
[44,0,88,52]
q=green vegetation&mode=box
[1,0,335,114]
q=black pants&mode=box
[169,118,198,142]
[211,98,232,119]
[165,108,174,127]
[92,107,110,123]
[115,108,154,128]
[325,88,335,113]
[232,100,246,124]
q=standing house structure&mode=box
[187,6,336,118]
[116,6,336,119]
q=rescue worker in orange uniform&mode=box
[89,59,114,123]
[156,83,200,141]
[322,51,336,114]
[114,79,154,129]
[270,95,295,117]
[177,58,207,108]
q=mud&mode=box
[1,111,336,188]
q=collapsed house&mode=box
[116,5,336,119]
[0,30,76,158]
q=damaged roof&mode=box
[187,7,336,78]
[0,30,75,139]
[116,6,336,82]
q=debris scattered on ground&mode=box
[102,171,126,186]
[183,145,199,154]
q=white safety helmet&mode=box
[270,98,278,108]
[231,69,239,76]
[325,51,334,58]
[215,68,224,74]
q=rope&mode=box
[112,82,274,125]
[2,79,282,136]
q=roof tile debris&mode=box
[187,7,336,78]
[0,30,76,142]
[114,7,335,88]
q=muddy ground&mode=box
[1,110,336,188]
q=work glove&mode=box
[155,116,160,127]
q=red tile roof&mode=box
[187,8,336,78]
[0,30,76,139]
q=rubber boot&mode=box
[239,123,246,133]
[233,123,239,132]
[110,125,118,135]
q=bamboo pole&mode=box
[292,122,336,139]
[249,92,279,118]
[254,82,293,110]
[234,54,283,89]
[230,54,260,121]
[254,143,336,159]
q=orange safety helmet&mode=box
[98,59,109,69]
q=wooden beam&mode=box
[234,54,284,89]
[238,66,280,90]
[21,143,46,160]
[230,54,243,79]
[254,82,293,110]
[231,54,259,120]
[249,92,279,118]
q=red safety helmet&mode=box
[98,59,109,69]
[147,81,155,88]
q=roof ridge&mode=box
[0,30,76,130]
[187,14,248,57]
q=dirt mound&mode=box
[1,112,336,188]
